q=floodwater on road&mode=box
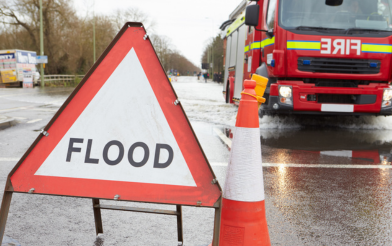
[1,76,392,245]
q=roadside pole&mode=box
[208,43,212,78]
[93,1,96,63]
[207,47,210,77]
[212,44,214,77]
[39,0,44,87]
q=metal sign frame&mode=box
[0,22,222,245]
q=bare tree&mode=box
[112,7,156,32]
[0,0,78,73]
[0,1,197,76]
[202,34,224,73]
[150,34,173,70]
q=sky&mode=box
[73,0,243,67]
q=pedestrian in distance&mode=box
[203,73,207,83]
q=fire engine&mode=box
[221,0,392,116]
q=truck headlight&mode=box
[383,89,392,101]
[279,86,292,98]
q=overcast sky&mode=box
[73,0,243,67]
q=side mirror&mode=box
[245,5,260,27]
[326,0,343,6]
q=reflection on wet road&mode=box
[260,128,392,165]
[218,115,392,244]
[222,120,392,166]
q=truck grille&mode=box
[318,94,354,104]
[317,94,377,104]
[298,57,380,74]
[315,81,357,88]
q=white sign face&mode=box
[36,56,48,64]
[35,48,196,187]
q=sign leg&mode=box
[176,205,183,245]
[0,191,13,244]
[92,198,103,235]
[212,202,221,246]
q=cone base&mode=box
[219,198,270,246]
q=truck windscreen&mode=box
[279,0,392,33]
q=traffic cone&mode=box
[219,79,270,246]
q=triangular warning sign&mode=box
[8,23,221,207]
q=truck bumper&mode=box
[261,81,392,116]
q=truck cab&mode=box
[241,0,392,116]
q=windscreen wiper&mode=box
[295,26,344,31]
[345,28,392,34]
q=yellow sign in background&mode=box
[0,70,17,83]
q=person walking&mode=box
[203,73,207,83]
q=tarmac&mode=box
[0,115,15,130]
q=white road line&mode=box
[12,117,26,120]
[210,162,392,169]
[213,127,232,148]
[32,108,58,112]
[0,92,35,98]
[26,119,42,124]
[0,107,29,113]
[0,89,72,98]
[0,158,19,162]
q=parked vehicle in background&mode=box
[221,0,392,117]
[33,71,40,84]
[0,50,38,87]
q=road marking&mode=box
[0,106,58,114]
[32,108,58,112]
[213,127,232,148]
[27,119,42,124]
[0,89,72,98]
[0,92,36,98]
[211,162,392,169]
[0,158,19,162]
[0,107,29,113]
[12,117,26,120]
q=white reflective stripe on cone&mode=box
[223,127,265,202]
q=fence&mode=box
[37,75,85,85]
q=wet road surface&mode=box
[0,77,392,245]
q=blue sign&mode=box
[16,51,37,64]
[0,53,15,60]
[36,56,48,64]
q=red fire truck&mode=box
[222,0,392,116]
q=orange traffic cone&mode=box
[219,80,270,246]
